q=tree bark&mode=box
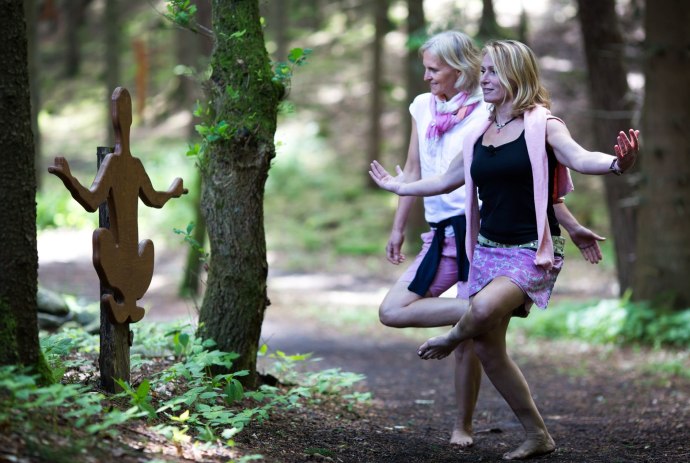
[197,0,281,387]
[403,0,427,248]
[633,0,690,308]
[0,0,42,372]
[24,0,41,187]
[64,0,90,77]
[366,0,388,189]
[104,0,120,146]
[577,0,638,294]
[179,171,207,297]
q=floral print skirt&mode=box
[468,243,563,310]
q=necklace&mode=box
[495,116,517,132]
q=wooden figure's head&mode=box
[111,87,132,153]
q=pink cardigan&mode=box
[463,105,574,270]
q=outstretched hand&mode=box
[168,178,188,197]
[614,129,640,173]
[569,225,606,264]
[369,160,405,194]
[48,156,72,179]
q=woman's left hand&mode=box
[569,225,606,264]
[614,129,640,173]
[369,160,405,194]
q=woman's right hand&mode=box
[369,160,405,194]
[386,229,406,265]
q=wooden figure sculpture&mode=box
[49,87,186,324]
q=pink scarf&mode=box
[426,92,479,141]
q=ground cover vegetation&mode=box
[1,323,371,462]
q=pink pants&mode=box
[399,230,469,299]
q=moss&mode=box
[34,352,56,386]
[0,300,53,384]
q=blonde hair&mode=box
[420,31,481,94]
[482,40,550,118]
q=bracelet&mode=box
[609,158,623,176]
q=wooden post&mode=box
[97,146,131,393]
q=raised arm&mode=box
[137,158,187,208]
[546,120,639,175]
[48,156,110,212]
[369,149,465,197]
[554,202,606,264]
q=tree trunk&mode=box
[197,0,281,387]
[633,0,690,309]
[179,171,207,297]
[366,0,387,189]
[64,0,90,77]
[24,0,42,187]
[179,0,212,297]
[0,0,43,374]
[403,0,427,249]
[104,0,120,146]
[577,0,638,295]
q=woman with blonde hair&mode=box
[370,39,639,459]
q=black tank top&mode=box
[470,131,560,244]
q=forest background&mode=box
[2,0,689,462]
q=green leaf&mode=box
[258,344,268,356]
[136,379,151,401]
[171,409,190,423]
[224,379,244,404]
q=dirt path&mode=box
[37,231,690,462]
[255,272,689,463]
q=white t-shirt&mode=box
[409,90,488,232]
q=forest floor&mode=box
[20,230,690,463]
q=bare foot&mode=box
[502,431,555,460]
[450,425,473,448]
[417,331,460,360]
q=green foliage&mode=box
[0,364,146,437]
[511,296,690,348]
[36,189,95,230]
[643,357,690,379]
[165,0,198,29]
[173,222,209,269]
[2,323,371,457]
[265,154,392,263]
[272,48,313,87]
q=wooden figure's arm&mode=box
[137,159,187,208]
[48,156,110,212]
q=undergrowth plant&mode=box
[0,322,370,459]
[511,293,690,348]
